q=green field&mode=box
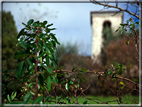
[44,95,139,104]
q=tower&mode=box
[90,11,123,64]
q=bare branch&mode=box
[52,69,142,88]
[90,0,139,19]
[122,93,139,104]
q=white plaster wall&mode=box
[91,12,123,64]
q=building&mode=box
[90,11,123,64]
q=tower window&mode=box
[102,21,111,40]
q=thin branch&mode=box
[102,76,116,96]
[81,92,101,104]
[122,93,138,104]
[36,68,141,88]
[107,74,142,88]
[53,69,142,88]
[112,11,121,16]
[91,0,139,19]
[126,3,129,10]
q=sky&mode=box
[2,1,137,56]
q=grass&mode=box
[44,95,139,104]
[3,95,139,105]
[76,95,139,104]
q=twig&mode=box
[121,93,138,104]
[91,0,139,19]
[102,76,116,96]
[106,73,142,88]
[53,69,142,88]
[81,92,100,104]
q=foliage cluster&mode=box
[2,18,90,104]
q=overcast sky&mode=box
[2,2,136,56]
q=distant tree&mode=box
[2,11,19,70]
[55,42,78,58]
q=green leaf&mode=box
[119,81,124,86]
[121,27,124,34]
[20,42,27,49]
[50,33,60,45]
[38,74,44,86]
[136,22,139,24]
[48,46,54,54]
[108,70,112,75]
[47,76,51,91]
[46,56,51,67]
[82,77,86,82]
[27,19,34,25]
[17,28,26,39]
[118,64,122,75]
[49,28,56,31]
[112,73,116,77]
[47,67,52,74]
[14,53,30,59]
[77,73,82,76]
[53,76,58,84]
[26,58,34,68]
[37,40,43,48]
[83,101,88,104]
[69,80,74,85]
[33,22,39,27]
[61,80,66,84]
[115,27,121,32]
[38,51,44,58]
[45,28,50,33]
[33,95,43,104]
[28,83,33,89]
[44,70,49,80]
[43,21,47,26]
[104,73,107,77]
[81,68,87,72]
[15,61,25,78]
[113,62,117,67]
[22,22,27,26]
[123,68,127,71]
[65,83,69,91]
[77,79,81,87]
[39,33,43,38]
[7,94,11,103]
[126,40,129,45]
[120,23,126,26]
[52,60,56,69]
[120,86,124,90]
[11,92,17,100]
[46,23,53,28]
[23,92,32,104]
[35,21,40,24]
[72,67,78,72]
[51,40,56,47]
